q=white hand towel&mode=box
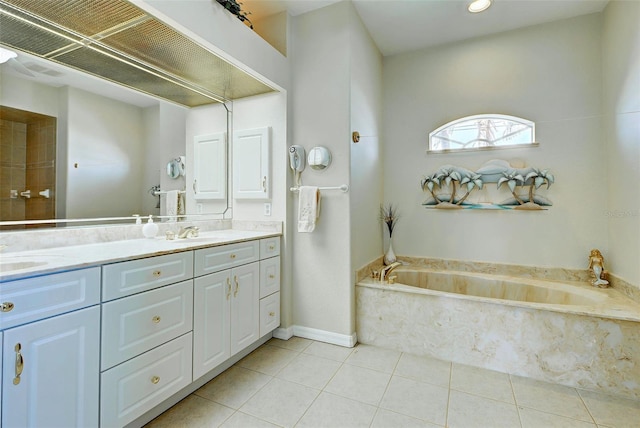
[165,190,179,221]
[298,186,321,233]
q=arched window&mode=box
[429,114,536,153]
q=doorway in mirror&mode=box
[0,106,56,230]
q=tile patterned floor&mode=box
[146,338,640,428]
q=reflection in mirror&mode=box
[0,52,229,230]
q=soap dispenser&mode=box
[142,215,159,239]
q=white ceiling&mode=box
[244,0,609,56]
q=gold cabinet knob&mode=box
[268,244,275,250]
[269,274,275,279]
[230,254,236,259]
[152,315,161,324]
[269,311,275,317]
[152,270,162,277]
[151,376,160,384]
[1,302,15,312]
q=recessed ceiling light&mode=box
[468,0,492,13]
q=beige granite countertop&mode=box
[0,229,280,282]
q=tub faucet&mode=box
[177,226,199,239]
[380,262,402,283]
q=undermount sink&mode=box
[0,260,48,272]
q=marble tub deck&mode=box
[356,280,640,400]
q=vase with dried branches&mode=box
[380,204,399,265]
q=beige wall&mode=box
[602,0,640,287]
[382,13,607,270]
[286,0,382,343]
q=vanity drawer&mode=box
[0,267,100,330]
[194,240,259,277]
[102,251,193,301]
[260,291,280,337]
[259,256,280,298]
[260,237,280,258]
[100,332,193,428]
[101,280,193,370]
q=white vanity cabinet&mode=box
[0,268,101,428]
[259,237,281,337]
[99,253,194,428]
[193,242,261,380]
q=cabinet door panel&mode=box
[259,256,280,299]
[193,271,231,380]
[101,280,193,371]
[100,333,192,428]
[102,252,193,301]
[2,306,100,428]
[194,241,259,277]
[230,262,260,355]
[260,292,280,337]
[233,127,270,200]
[0,267,100,330]
[193,132,226,200]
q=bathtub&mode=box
[356,266,640,399]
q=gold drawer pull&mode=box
[151,376,160,384]
[14,343,23,385]
[234,276,239,297]
[269,311,275,317]
[230,254,236,259]
[152,270,162,277]
[226,277,232,300]
[152,315,161,324]
[1,302,15,312]
[269,274,275,279]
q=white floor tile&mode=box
[447,390,520,428]
[451,362,515,403]
[152,339,640,428]
[519,407,597,428]
[371,408,443,428]
[511,375,593,422]
[345,343,402,374]
[267,336,313,352]
[578,389,640,428]
[240,378,320,427]
[393,352,451,388]
[194,366,271,409]
[219,411,281,428]
[237,344,299,375]
[379,375,448,426]
[145,395,234,428]
[324,363,392,405]
[303,340,355,362]
[276,353,341,389]
[296,392,377,428]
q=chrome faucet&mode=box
[177,226,199,239]
[379,262,402,283]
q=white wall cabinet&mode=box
[193,132,227,200]
[233,127,271,200]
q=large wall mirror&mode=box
[0,0,275,230]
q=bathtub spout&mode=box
[380,262,402,284]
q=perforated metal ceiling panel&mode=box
[0,0,275,106]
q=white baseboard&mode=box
[273,326,293,340]
[292,325,357,347]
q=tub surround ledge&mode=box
[356,258,640,400]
